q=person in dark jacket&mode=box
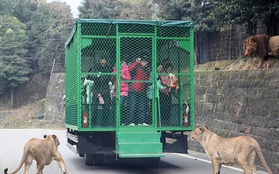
[160,63,173,126]
[90,58,112,126]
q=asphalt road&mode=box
[0,129,268,174]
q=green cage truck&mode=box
[65,19,195,165]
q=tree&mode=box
[120,0,155,20]
[157,0,279,35]
[7,0,73,75]
[157,0,215,31]
[36,1,74,74]
[79,0,124,19]
[13,1,73,75]
[11,0,49,71]
[0,15,31,106]
[211,0,258,35]
[78,0,156,19]
[211,0,279,35]
[0,0,19,15]
[260,0,279,35]
[156,0,190,20]
[13,0,47,24]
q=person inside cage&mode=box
[160,62,175,126]
[162,58,171,69]
[146,64,166,119]
[89,58,112,126]
[146,64,166,100]
[111,61,131,124]
[128,55,150,126]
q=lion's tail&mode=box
[253,139,273,174]
[4,146,30,174]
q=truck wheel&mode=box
[94,154,104,165]
[141,157,160,166]
[85,154,94,166]
[150,157,160,165]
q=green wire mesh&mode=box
[65,20,194,130]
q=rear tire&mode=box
[150,157,160,165]
[94,154,104,165]
[85,154,94,166]
[141,157,161,166]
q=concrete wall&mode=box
[190,69,279,173]
[44,73,65,121]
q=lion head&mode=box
[44,134,60,146]
[190,125,208,140]
[243,38,257,57]
[243,34,270,59]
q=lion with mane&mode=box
[243,34,279,69]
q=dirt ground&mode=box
[195,57,279,72]
[0,99,65,129]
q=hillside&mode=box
[195,58,279,71]
[0,99,65,129]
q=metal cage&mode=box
[65,19,194,132]
[65,19,194,160]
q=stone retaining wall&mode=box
[189,69,279,173]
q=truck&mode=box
[65,19,194,165]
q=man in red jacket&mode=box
[128,57,150,126]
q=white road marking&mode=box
[174,153,268,174]
[174,153,244,172]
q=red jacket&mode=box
[112,64,131,96]
[129,62,149,93]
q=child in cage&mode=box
[146,64,166,120]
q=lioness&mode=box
[4,134,67,174]
[190,126,272,174]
